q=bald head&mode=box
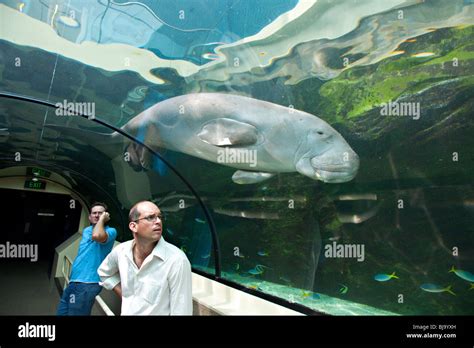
[129,201,159,222]
[128,200,163,243]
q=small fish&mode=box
[0,128,10,136]
[279,276,291,284]
[202,53,219,61]
[389,50,405,57]
[195,218,206,224]
[236,253,246,259]
[166,228,174,236]
[334,193,377,201]
[470,283,474,290]
[420,283,456,296]
[311,293,321,300]
[404,38,417,43]
[18,2,25,12]
[339,284,349,294]
[235,263,240,271]
[411,52,436,58]
[257,250,269,256]
[248,268,263,275]
[248,284,262,291]
[449,266,474,282]
[259,52,266,56]
[201,252,211,259]
[261,186,268,191]
[301,291,311,298]
[248,264,270,275]
[374,272,399,282]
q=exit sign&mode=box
[27,167,51,178]
[24,180,47,190]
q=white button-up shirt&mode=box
[98,237,193,315]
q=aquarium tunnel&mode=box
[0,0,473,316]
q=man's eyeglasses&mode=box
[134,214,164,223]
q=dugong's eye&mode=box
[310,129,330,140]
[312,130,325,136]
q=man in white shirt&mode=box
[98,200,193,315]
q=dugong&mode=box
[50,93,360,184]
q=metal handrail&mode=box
[62,255,73,289]
[61,253,115,315]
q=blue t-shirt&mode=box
[70,225,117,283]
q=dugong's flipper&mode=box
[197,118,259,146]
[125,142,153,171]
[111,155,153,208]
[232,170,275,184]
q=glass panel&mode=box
[0,97,215,277]
[1,0,474,316]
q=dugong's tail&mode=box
[44,124,158,173]
[43,124,124,158]
[43,124,160,207]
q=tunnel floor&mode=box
[0,260,60,314]
[0,259,106,315]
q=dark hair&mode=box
[91,202,108,211]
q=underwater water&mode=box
[0,0,474,315]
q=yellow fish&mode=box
[389,50,405,57]
[248,284,262,291]
[411,52,436,58]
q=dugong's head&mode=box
[294,116,359,183]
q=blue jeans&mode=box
[56,282,102,316]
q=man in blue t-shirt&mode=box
[57,202,117,315]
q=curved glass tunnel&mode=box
[0,0,474,316]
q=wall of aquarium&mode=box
[0,0,473,315]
